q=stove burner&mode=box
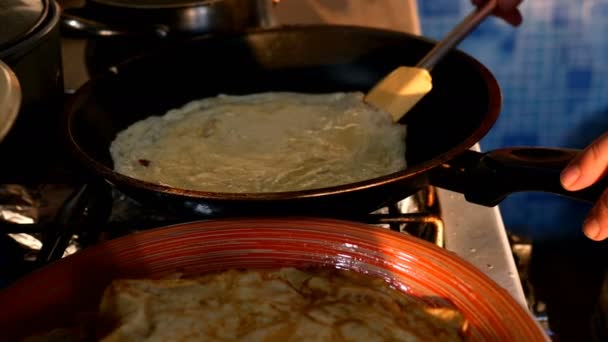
[0,182,444,287]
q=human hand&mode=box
[561,132,608,241]
[472,0,523,26]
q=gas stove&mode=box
[0,169,523,302]
[0,0,526,311]
[0,181,444,275]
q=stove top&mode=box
[0,178,445,284]
[0,5,527,311]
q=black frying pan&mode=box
[64,25,607,218]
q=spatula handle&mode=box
[417,0,497,71]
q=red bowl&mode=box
[0,218,547,341]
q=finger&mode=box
[473,0,522,11]
[583,189,608,241]
[472,0,523,26]
[496,0,523,12]
[561,132,608,191]
[495,8,523,26]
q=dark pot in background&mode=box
[0,0,64,181]
[60,0,275,76]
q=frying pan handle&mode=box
[430,147,607,206]
[60,8,169,38]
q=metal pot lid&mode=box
[90,0,216,9]
[0,0,48,51]
[0,60,21,143]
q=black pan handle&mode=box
[60,7,169,38]
[429,147,608,206]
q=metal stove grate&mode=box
[0,183,444,285]
[365,186,443,248]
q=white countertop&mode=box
[439,184,527,307]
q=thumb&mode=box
[582,188,608,241]
[561,132,608,191]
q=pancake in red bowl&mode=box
[0,218,548,341]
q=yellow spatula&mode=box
[364,0,497,122]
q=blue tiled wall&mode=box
[419,0,608,240]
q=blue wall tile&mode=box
[419,0,608,240]
[567,67,592,91]
[552,4,570,27]
[419,2,461,16]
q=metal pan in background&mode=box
[64,26,607,218]
[0,61,21,144]
[60,0,276,76]
[61,0,275,38]
[1,0,63,123]
[0,0,64,180]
